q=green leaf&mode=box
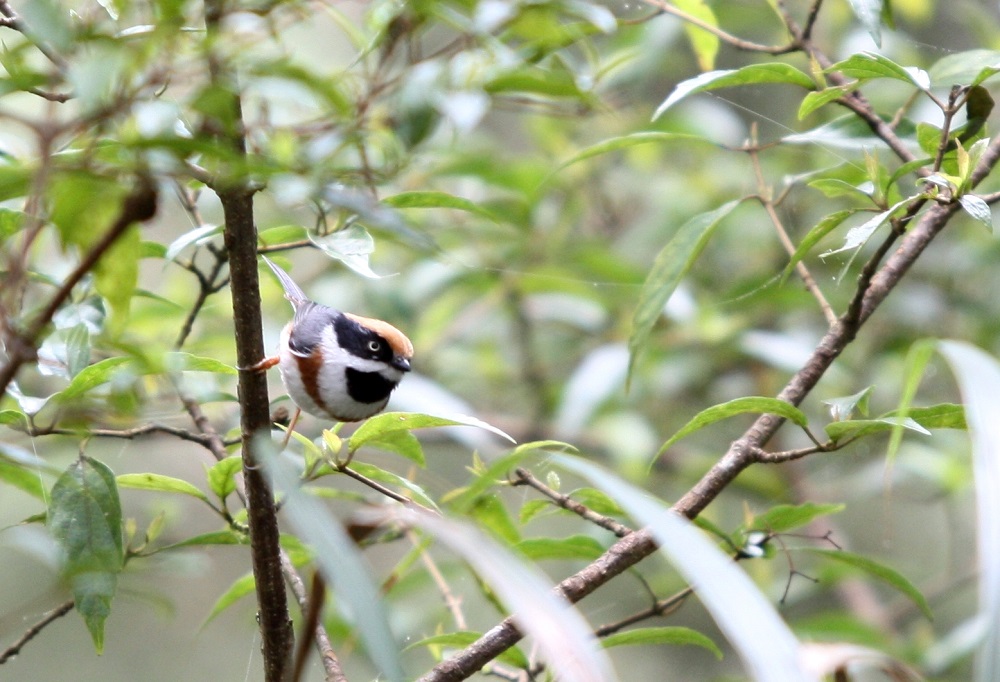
[206,455,243,502]
[781,210,856,284]
[798,84,853,119]
[0,458,47,499]
[628,200,740,382]
[825,417,930,441]
[95,225,140,336]
[151,530,249,554]
[383,191,498,222]
[653,65,814,119]
[356,429,425,467]
[823,386,874,421]
[485,67,583,98]
[889,403,965,430]
[515,535,605,561]
[348,411,515,454]
[673,0,719,71]
[655,396,809,459]
[310,224,381,279]
[0,164,32,202]
[885,339,937,464]
[929,49,1000,88]
[828,52,929,88]
[570,488,624,516]
[117,473,210,503]
[601,626,722,658]
[469,494,521,545]
[48,456,124,653]
[549,132,706,179]
[0,409,28,427]
[820,197,916,258]
[519,499,551,525]
[959,195,993,231]
[845,0,884,47]
[164,223,222,260]
[750,503,845,534]
[807,179,873,200]
[56,357,133,402]
[204,571,256,625]
[258,224,307,246]
[405,632,529,668]
[164,352,238,375]
[807,548,932,619]
[446,443,573,514]
[0,207,26,241]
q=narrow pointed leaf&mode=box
[629,200,740,382]
[56,357,132,401]
[601,626,722,658]
[656,396,808,460]
[349,411,514,454]
[806,548,931,619]
[654,65,813,119]
[825,416,930,441]
[829,52,928,88]
[750,503,845,534]
[117,473,210,503]
[673,0,719,71]
[781,209,857,282]
[383,191,498,222]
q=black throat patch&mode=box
[345,368,397,404]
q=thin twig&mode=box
[640,0,798,54]
[0,179,158,397]
[593,587,692,637]
[512,468,632,538]
[747,135,837,326]
[0,600,75,664]
[19,422,224,451]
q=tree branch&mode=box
[0,179,157,397]
[416,107,1000,682]
[0,599,74,665]
[203,1,292,678]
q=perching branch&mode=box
[203,1,292,679]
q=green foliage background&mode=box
[1,0,999,680]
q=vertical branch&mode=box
[203,2,292,680]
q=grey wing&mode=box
[263,256,309,307]
[288,303,339,355]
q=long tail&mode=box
[262,256,308,308]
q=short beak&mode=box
[392,356,411,372]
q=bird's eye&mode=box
[368,340,381,352]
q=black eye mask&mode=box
[333,314,393,362]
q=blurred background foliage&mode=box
[1,0,999,680]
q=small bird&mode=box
[255,256,413,423]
